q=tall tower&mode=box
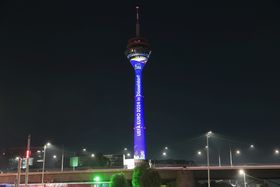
[125,6,151,160]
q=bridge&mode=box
[0,165,280,187]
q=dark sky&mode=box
[0,1,279,159]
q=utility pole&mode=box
[25,134,31,187]
[206,131,212,187]
[16,157,22,187]
[61,146,64,172]
[218,153,221,167]
[229,146,233,166]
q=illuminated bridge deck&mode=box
[0,165,280,184]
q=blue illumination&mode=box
[130,58,147,159]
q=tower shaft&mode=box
[133,66,145,159]
[125,6,151,161]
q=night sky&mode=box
[0,1,279,159]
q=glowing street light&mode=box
[164,147,168,150]
[42,142,51,184]
[82,148,87,152]
[197,151,202,156]
[162,152,167,156]
[250,144,254,149]
[239,169,247,187]
[124,148,128,151]
[53,155,57,159]
[127,153,131,157]
[239,169,245,175]
[91,154,95,158]
[236,150,241,155]
[274,149,279,155]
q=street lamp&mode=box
[197,151,202,156]
[274,149,279,155]
[42,142,51,184]
[250,144,254,149]
[239,169,246,187]
[236,149,241,156]
[206,131,213,187]
[53,155,57,159]
[91,153,95,158]
[162,152,167,157]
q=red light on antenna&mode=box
[26,150,31,158]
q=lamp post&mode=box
[218,152,221,167]
[206,131,212,187]
[42,142,51,184]
[16,157,22,187]
[61,146,64,172]
[239,169,246,187]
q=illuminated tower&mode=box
[125,6,151,160]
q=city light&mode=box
[250,144,254,149]
[82,148,86,152]
[162,152,167,156]
[124,148,128,151]
[44,142,51,149]
[275,149,279,155]
[165,147,168,150]
[53,155,57,159]
[236,150,241,155]
[239,169,245,175]
[207,131,213,137]
[93,175,102,183]
[197,151,202,156]
[239,169,247,187]
[91,154,95,158]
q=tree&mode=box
[132,162,149,187]
[110,173,129,187]
[132,162,161,187]
[140,168,161,187]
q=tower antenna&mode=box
[136,6,140,37]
